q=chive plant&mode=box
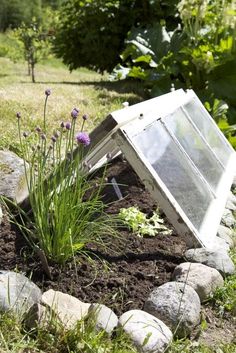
[11,90,117,265]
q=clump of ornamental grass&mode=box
[6,89,118,266]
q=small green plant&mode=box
[118,206,171,237]
[3,89,118,265]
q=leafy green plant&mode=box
[3,90,118,265]
[119,206,171,237]
[112,0,236,140]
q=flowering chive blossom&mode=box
[71,108,79,119]
[41,133,46,140]
[45,89,51,96]
[65,122,71,130]
[76,132,90,146]
[23,132,28,138]
[16,112,21,119]
[60,121,65,128]
[51,136,57,143]
[82,114,88,120]
[35,126,42,133]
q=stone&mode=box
[213,236,230,252]
[24,303,59,329]
[185,248,235,276]
[217,225,235,248]
[221,209,235,228]
[226,199,236,212]
[227,192,236,207]
[0,150,28,203]
[41,289,90,329]
[0,271,42,315]
[144,282,201,338]
[232,175,236,189]
[119,310,172,353]
[172,262,224,302]
[88,303,118,334]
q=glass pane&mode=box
[184,98,232,166]
[132,121,213,230]
[164,108,224,191]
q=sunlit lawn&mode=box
[0,57,146,152]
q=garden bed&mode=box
[1,156,236,346]
[0,156,186,315]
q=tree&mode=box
[53,0,172,73]
[15,20,51,82]
[0,0,42,31]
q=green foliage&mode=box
[53,0,179,73]
[0,0,42,31]
[119,206,171,237]
[3,91,118,265]
[0,31,24,61]
[113,0,236,143]
[14,20,52,82]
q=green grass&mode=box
[0,56,146,153]
[0,310,137,353]
[208,248,236,316]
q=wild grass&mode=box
[0,310,137,353]
[0,56,146,153]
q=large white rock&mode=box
[213,236,230,252]
[217,225,235,248]
[89,303,118,334]
[0,150,28,203]
[119,310,172,353]
[227,191,236,207]
[0,271,42,315]
[172,262,224,302]
[185,248,235,276]
[24,302,58,329]
[221,209,235,228]
[144,282,201,338]
[41,289,90,329]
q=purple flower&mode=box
[51,136,57,143]
[71,107,79,119]
[76,132,90,146]
[65,122,71,130]
[82,114,88,121]
[60,121,65,128]
[45,88,51,96]
[23,132,28,138]
[41,133,46,140]
[16,112,21,119]
[35,126,42,133]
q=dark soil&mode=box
[0,156,235,346]
[0,156,186,315]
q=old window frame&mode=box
[86,89,236,248]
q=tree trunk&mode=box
[31,61,35,83]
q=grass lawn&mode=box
[0,57,146,152]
